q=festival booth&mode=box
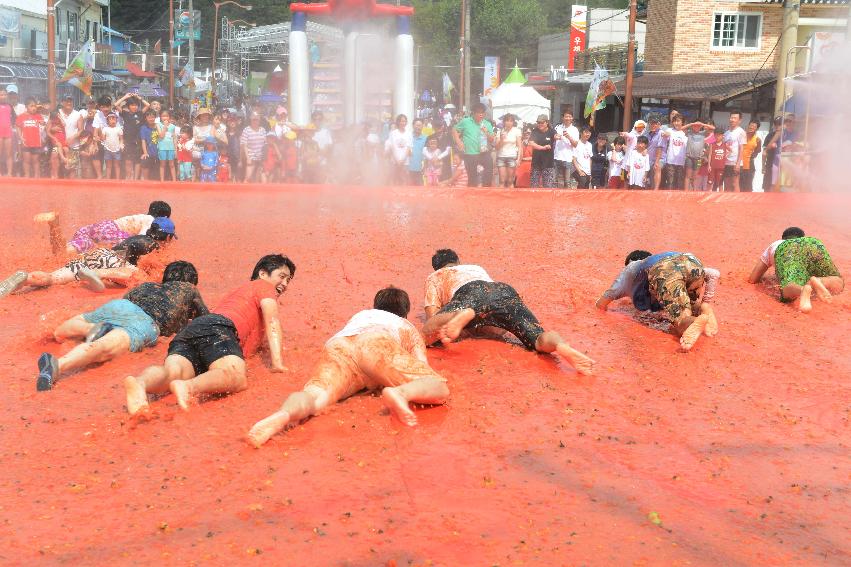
[486,66,550,127]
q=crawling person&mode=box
[0,218,177,298]
[747,226,843,313]
[124,254,295,416]
[596,250,718,351]
[34,261,208,391]
[35,200,172,256]
[420,249,595,374]
[247,287,449,447]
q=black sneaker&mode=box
[85,322,114,343]
[36,352,59,391]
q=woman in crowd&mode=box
[495,114,521,188]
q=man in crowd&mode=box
[528,114,557,188]
[553,110,579,188]
[762,116,783,191]
[452,102,494,187]
[408,118,427,186]
[723,110,746,192]
[57,95,84,179]
[739,119,762,192]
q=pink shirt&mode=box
[0,104,12,138]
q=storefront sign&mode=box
[483,56,500,96]
[568,5,587,72]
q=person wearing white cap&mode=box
[6,84,25,116]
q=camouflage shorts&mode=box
[648,253,705,323]
[775,237,842,301]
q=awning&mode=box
[0,61,124,84]
[125,62,157,78]
[613,70,775,102]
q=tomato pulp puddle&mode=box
[0,179,849,565]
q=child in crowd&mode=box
[15,97,45,178]
[440,152,468,187]
[47,112,69,178]
[683,119,713,191]
[78,131,100,179]
[226,116,242,182]
[176,130,194,181]
[157,110,177,182]
[708,130,728,192]
[607,136,626,189]
[422,135,449,187]
[281,131,298,183]
[140,111,159,181]
[100,112,124,180]
[217,154,231,183]
[625,135,650,189]
[262,132,281,183]
[0,88,12,176]
[590,134,609,188]
[571,127,594,189]
[199,136,218,183]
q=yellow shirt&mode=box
[741,134,760,170]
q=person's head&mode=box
[625,250,652,266]
[107,113,118,126]
[472,102,486,123]
[0,90,6,104]
[633,120,647,134]
[746,119,760,135]
[395,113,407,129]
[784,113,795,130]
[79,130,92,145]
[311,110,323,126]
[97,95,112,112]
[126,96,140,112]
[144,110,157,125]
[250,254,296,295]
[25,97,37,113]
[536,114,549,131]
[5,83,18,102]
[147,217,177,242]
[426,134,438,150]
[162,260,199,285]
[690,120,703,133]
[729,110,742,129]
[196,109,211,124]
[562,110,573,125]
[521,128,531,141]
[147,201,171,218]
[413,119,423,135]
[648,115,661,132]
[671,115,683,129]
[179,129,190,142]
[248,112,261,128]
[431,248,459,270]
[636,135,649,150]
[773,115,783,128]
[580,127,592,141]
[205,136,217,149]
[373,286,411,318]
[613,135,625,150]
[714,130,726,143]
[61,95,74,113]
[596,133,607,147]
[782,226,805,240]
[160,110,171,124]
[502,113,515,128]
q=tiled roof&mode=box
[614,70,776,102]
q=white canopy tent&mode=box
[487,82,550,126]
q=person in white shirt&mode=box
[553,110,580,188]
[247,287,449,447]
[606,136,626,189]
[495,113,522,188]
[625,136,650,189]
[661,115,688,189]
[421,249,595,374]
[571,127,594,189]
[385,113,412,185]
[723,110,747,192]
[747,226,844,313]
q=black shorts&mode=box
[167,314,243,375]
[723,164,738,178]
[438,280,544,350]
[123,141,142,160]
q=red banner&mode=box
[568,5,588,72]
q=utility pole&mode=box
[775,0,800,116]
[622,0,636,131]
[459,0,466,112]
[169,0,175,109]
[188,0,196,108]
[462,0,471,112]
[47,0,56,108]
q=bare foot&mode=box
[809,277,832,303]
[680,314,709,351]
[437,309,476,345]
[34,211,57,223]
[247,411,292,447]
[704,310,719,337]
[555,343,596,375]
[169,380,193,411]
[124,376,149,416]
[77,267,105,292]
[382,387,418,426]
[798,284,813,313]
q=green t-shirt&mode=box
[454,116,494,155]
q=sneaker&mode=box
[0,271,28,298]
[85,322,114,343]
[36,352,59,391]
[77,267,105,292]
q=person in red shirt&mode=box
[124,254,296,415]
[15,97,46,178]
[707,129,729,192]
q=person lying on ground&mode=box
[747,226,844,313]
[124,253,295,416]
[0,218,177,298]
[420,248,595,375]
[34,261,208,391]
[596,250,718,351]
[247,286,449,447]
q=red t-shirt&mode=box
[215,279,278,353]
[16,113,45,148]
[709,142,728,171]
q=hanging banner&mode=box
[0,8,21,40]
[568,4,588,72]
[483,56,500,97]
[59,40,94,96]
[808,31,845,72]
[174,10,202,41]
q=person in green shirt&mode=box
[451,102,495,187]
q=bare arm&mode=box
[748,260,769,284]
[451,127,463,150]
[425,306,438,319]
[260,298,286,372]
[595,296,613,310]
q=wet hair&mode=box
[472,102,486,113]
[162,260,199,285]
[126,96,141,106]
[373,286,411,318]
[613,135,625,145]
[625,250,652,265]
[714,129,725,139]
[636,135,649,146]
[749,119,761,127]
[431,248,459,270]
[147,201,171,218]
[97,95,112,107]
[25,97,37,105]
[581,126,592,135]
[782,226,805,240]
[426,134,439,145]
[251,253,296,280]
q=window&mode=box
[67,10,78,42]
[712,13,761,50]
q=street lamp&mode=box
[212,1,252,101]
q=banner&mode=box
[583,63,615,126]
[442,72,455,104]
[0,8,21,40]
[175,10,201,41]
[808,31,845,72]
[483,56,500,97]
[568,4,587,72]
[59,40,94,96]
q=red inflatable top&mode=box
[290,0,413,18]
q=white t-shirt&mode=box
[59,109,83,149]
[724,126,746,165]
[497,126,522,158]
[626,151,649,187]
[554,123,579,162]
[607,150,625,177]
[666,129,687,166]
[386,128,412,165]
[92,110,110,131]
[759,239,784,268]
[330,309,416,343]
[573,140,593,174]
[313,128,333,151]
[100,125,123,152]
[114,214,154,235]
[424,264,493,309]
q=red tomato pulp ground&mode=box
[0,179,849,565]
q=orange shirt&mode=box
[215,279,278,353]
[741,134,760,170]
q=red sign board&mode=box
[568,5,588,72]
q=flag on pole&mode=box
[176,63,195,89]
[153,38,162,54]
[59,40,94,96]
[584,63,616,126]
[442,72,455,104]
